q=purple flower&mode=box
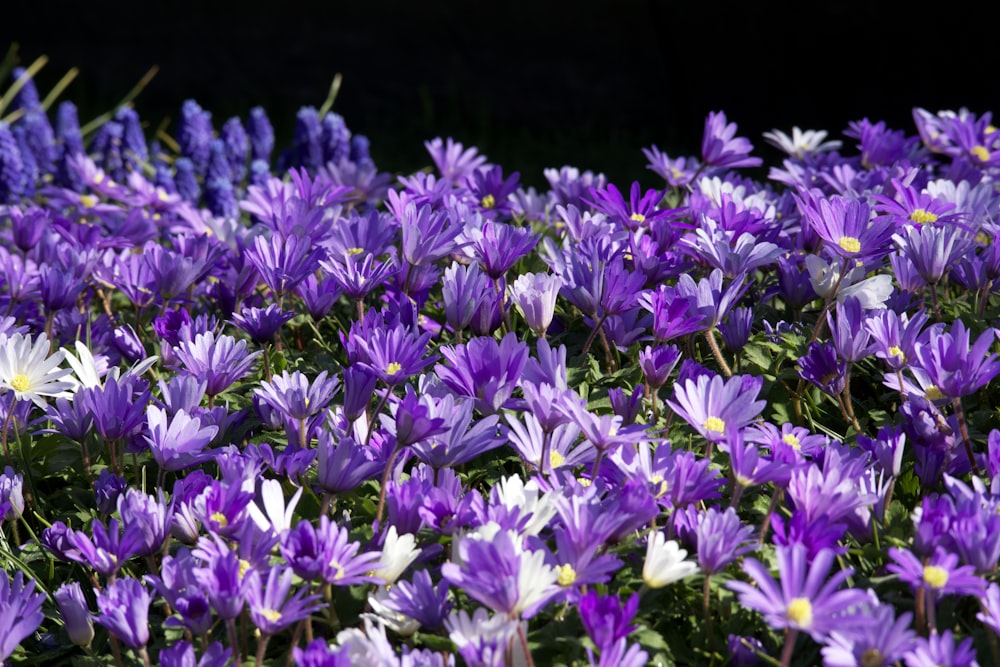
[316,429,384,494]
[727,544,869,642]
[0,571,45,663]
[383,569,454,631]
[191,547,247,620]
[355,320,437,387]
[666,373,765,446]
[638,344,682,389]
[695,506,757,575]
[118,488,172,557]
[795,192,895,261]
[700,110,762,170]
[469,220,539,278]
[435,332,529,414]
[887,546,986,601]
[510,271,562,337]
[821,604,916,667]
[144,405,220,472]
[173,331,261,397]
[902,630,979,667]
[0,465,23,521]
[246,565,326,636]
[442,529,559,618]
[578,590,640,653]
[389,192,464,267]
[585,181,675,230]
[798,341,847,396]
[54,581,94,647]
[65,517,144,577]
[230,304,295,343]
[425,136,487,183]
[912,319,1000,398]
[255,369,340,422]
[827,296,874,362]
[245,232,326,299]
[94,577,151,649]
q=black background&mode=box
[2,1,997,188]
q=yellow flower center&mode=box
[977,231,992,246]
[923,564,949,589]
[782,433,800,449]
[860,649,885,667]
[924,385,945,401]
[330,561,346,580]
[9,374,30,393]
[262,608,282,622]
[386,362,402,376]
[970,145,991,163]
[578,477,592,487]
[786,597,813,627]
[703,416,726,433]
[549,451,565,468]
[670,168,683,181]
[239,559,251,580]
[79,194,98,208]
[556,564,577,587]
[650,474,668,498]
[210,512,228,527]
[347,247,365,256]
[909,208,938,225]
[888,346,905,362]
[630,212,646,224]
[838,236,861,254]
[481,194,496,209]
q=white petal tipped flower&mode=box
[643,531,699,589]
[762,127,842,159]
[248,478,303,536]
[0,333,75,408]
[373,526,421,586]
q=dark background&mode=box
[2,1,996,188]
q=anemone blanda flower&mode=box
[642,530,698,588]
[0,571,45,664]
[727,544,869,642]
[700,110,762,169]
[0,332,74,408]
[795,192,895,261]
[665,373,765,445]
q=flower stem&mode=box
[516,621,535,667]
[375,444,403,526]
[704,329,732,378]
[952,397,981,476]
[702,574,715,652]
[779,629,798,667]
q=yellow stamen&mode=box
[578,477,592,487]
[838,236,861,254]
[703,416,726,433]
[970,145,991,163]
[924,386,945,401]
[923,564,949,589]
[262,608,282,622]
[239,559,251,579]
[210,512,228,527]
[888,346,905,363]
[549,451,565,468]
[347,247,364,256]
[556,564,577,587]
[480,194,496,209]
[9,374,30,393]
[629,212,646,224]
[786,597,813,627]
[650,474,668,498]
[386,362,402,376]
[79,194,98,208]
[908,209,938,225]
[782,433,800,449]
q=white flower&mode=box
[361,588,420,637]
[0,332,75,408]
[372,526,420,586]
[642,531,698,589]
[446,607,520,662]
[62,340,159,390]
[247,478,302,536]
[494,474,556,536]
[763,127,842,159]
[804,255,892,309]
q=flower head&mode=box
[0,332,74,408]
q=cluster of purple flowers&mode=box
[2,61,1000,667]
